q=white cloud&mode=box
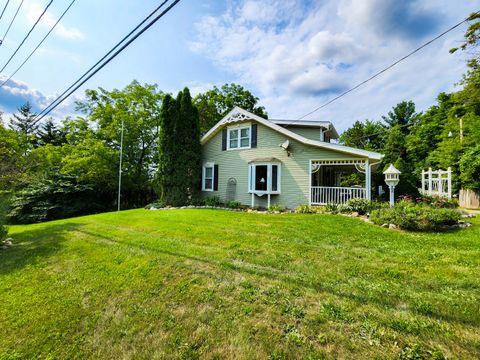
[26,1,84,40]
[0,75,83,122]
[191,0,478,132]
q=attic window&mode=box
[227,126,250,150]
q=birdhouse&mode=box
[383,164,401,188]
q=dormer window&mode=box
[227,125,251,150]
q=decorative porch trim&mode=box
[310,159,367,168]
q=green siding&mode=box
[201,121,364,209]
[288,126,322,141]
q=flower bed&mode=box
[369,200,462,231]
[145,197,470,232]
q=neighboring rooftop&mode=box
[270,119,339,139]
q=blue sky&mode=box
[0,0,479,132]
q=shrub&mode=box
[204,196,222,207]
[0,225,8,241]
[370,200,461,231]
[226,200,241,209]
[399,194,458,209]
[267,204,285,213]
[325,203,341,214]
[343,198,371,215]
[145,201,165,209]
[7,175,110,224]
[295,204,316,214]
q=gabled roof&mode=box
[270,119,339,139]
[201,107,384,161]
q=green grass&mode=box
[1,209,479,359]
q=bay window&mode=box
[248,163,281,194]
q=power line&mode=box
[0,0,11,23]
[0,0,53,72]
[33,0,181,124]
[282,10,480,129]
[33,0,171,122]
[0,0,76,89]
[1,0,23,45]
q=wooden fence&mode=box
[459,189,480,209]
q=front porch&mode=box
[309,159,372,205]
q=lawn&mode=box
[1,209,479,359]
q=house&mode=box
[200,107,384,209]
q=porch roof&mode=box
[201,107,384,162]
[249,157,281,163]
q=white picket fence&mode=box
[420,168,452,199]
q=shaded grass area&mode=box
[0,209,479,359]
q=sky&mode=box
[0,0,479,132]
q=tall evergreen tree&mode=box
[382,100,418,135]
[37,119,66,146]
[157,88,202,206]
[177,87,201,203]
[157,94,179,205]
[10,102,38,135]
[9,102,39,150]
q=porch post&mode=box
[365,159,371,201]
[308,160,312,206]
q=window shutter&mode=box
[251,124,257,148]
[222,129,227,151]
[213,165,219,191]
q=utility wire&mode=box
[0,0,53,72]
[282,10,480,129]
[32,0,176,123]
[0,0,11,23]
[0,0,76,88]
[1,0,23,45]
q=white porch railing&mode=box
[311,186,366,205]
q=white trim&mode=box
[365,159,371,201]
[226,124,251,150]
[311,159,367,166]
[309,160,312,206]
[202,162,215,192]
[201,107,384,161]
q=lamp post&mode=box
[383,164,401,208]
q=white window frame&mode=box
[248,163,281,194]
[227,124,251,150]
[202,162,215,191]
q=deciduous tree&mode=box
[194,83,267,133]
